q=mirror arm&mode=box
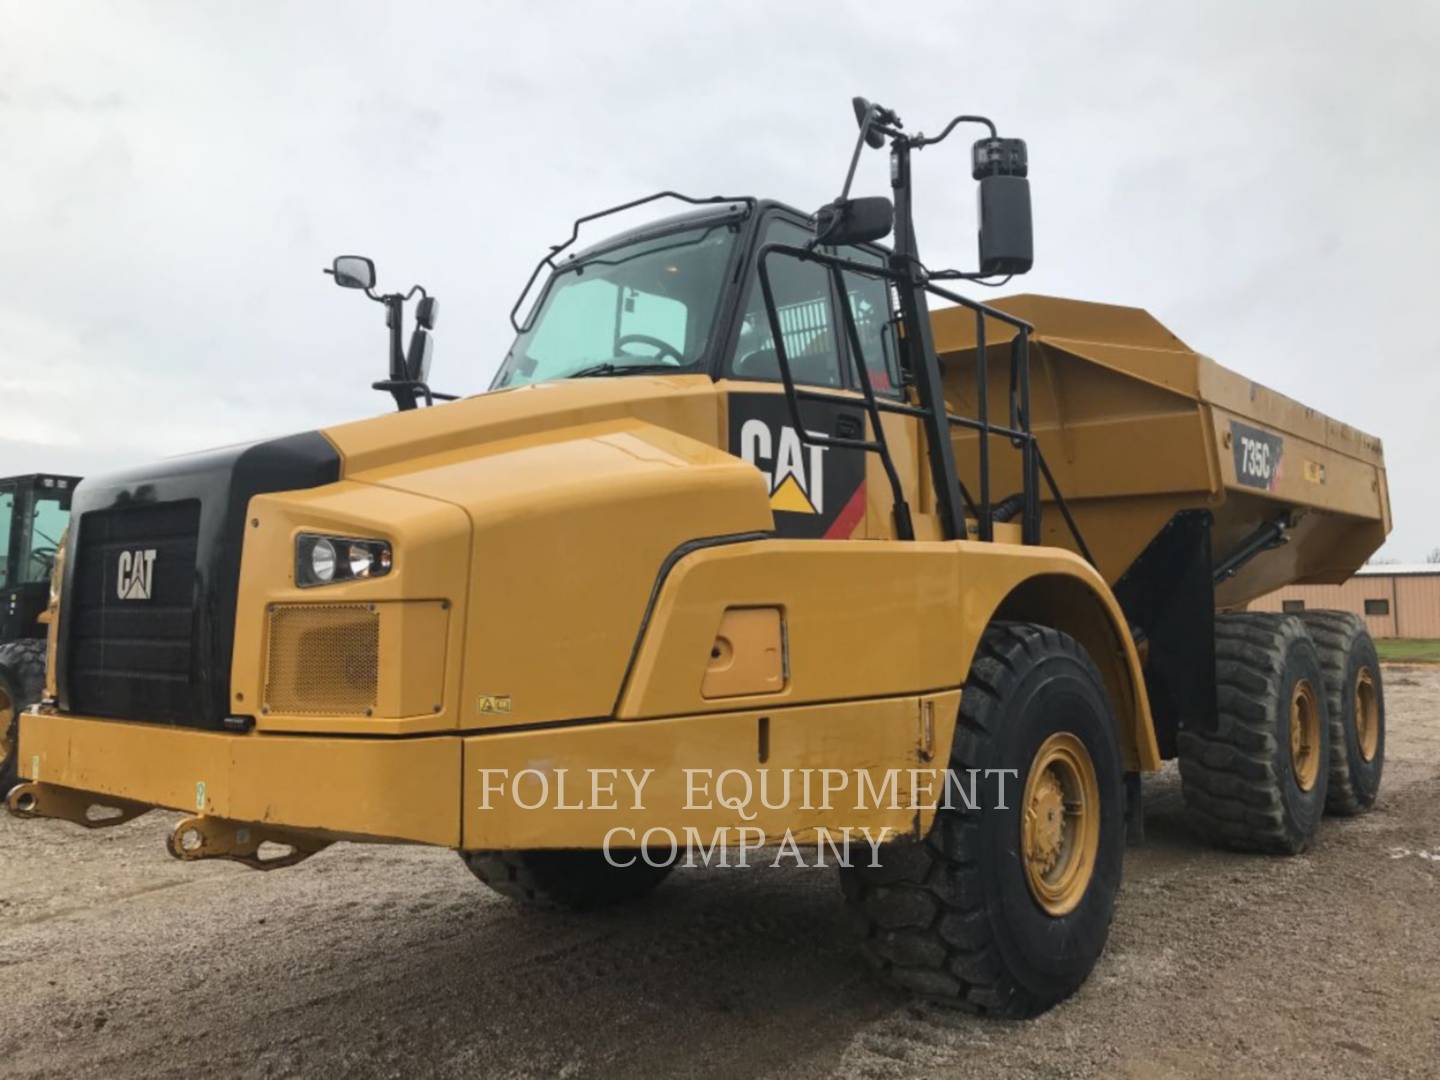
[837,110,875,202]
[838,104,904,202]
[908,113,997,150]
[371,379,458,408]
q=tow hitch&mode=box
[166,815,331,871]
[6,780,150,829]
[7,781,329,871]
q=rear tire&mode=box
[839,622,1125,1017]
[1299,611,1384,815]
[461,849,673,911]
[1179,613,1329,854]
[0,639,47,796]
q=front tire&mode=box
[0,639,47,796]
[839,622,1125,1017]
[461,849,673,911]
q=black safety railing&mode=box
[756,242,1094,563]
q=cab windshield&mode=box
[494,221,738,388]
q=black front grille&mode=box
[57,431,342,729]
[68,500,201,723]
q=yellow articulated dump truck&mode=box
[5,98,1390,1016]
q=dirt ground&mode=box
[2,667,1438,1080]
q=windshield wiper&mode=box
[566,362,685,379]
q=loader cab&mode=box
[0,474,78,642]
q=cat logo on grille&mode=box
[116,548,157,600]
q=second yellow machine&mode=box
[9,97,1390,1016]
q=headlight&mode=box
[310,538,337,582]
[296,534,392,588]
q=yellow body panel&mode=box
[230,480,471,735]
[461,692,962,849]
[19,710,461,846]
[618,538,1158,771]
[18,689,960,852]
[359,418,772,729]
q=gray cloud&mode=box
[2,0,1436,555]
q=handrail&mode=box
[752,241,1094,563]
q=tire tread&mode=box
[1178,613,1325,853]
[841,621,1113,1018]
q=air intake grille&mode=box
[264,604,380,715]
[68,500,201,723]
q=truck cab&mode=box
[496,200,929,542]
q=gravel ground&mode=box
[2,665,1438,1079]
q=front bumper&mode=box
[16,709,461,846]
[15,691,959,854]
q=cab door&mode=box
[721,214,927,540]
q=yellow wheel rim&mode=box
[1021,732,1101,917]
[1354,667,1380,763]
[0,685,13,771]
[1289,678,1322,792]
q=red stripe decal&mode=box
[823,482,868,539]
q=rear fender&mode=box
[992,572,1160,771]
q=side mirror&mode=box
[813,196,894,246]
[976,177,1033,275]
[328,255,376,290]
[851,96,887,149]
[406,297,438,383]
[972,138,1032,276]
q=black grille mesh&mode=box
[68,500,201,723]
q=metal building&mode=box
[1248,564,1440,638]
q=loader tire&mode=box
[1299,611,1384,815]
[0,639,47,796]
[461,849,673,911]
[1178,613,1329,854]
[839,622,1125,1018]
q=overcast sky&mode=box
[3,2,1437,557]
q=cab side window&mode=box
[729,220,843,388]
[24,495,69,584]
[840,248,902,397]
[0,488,11,588]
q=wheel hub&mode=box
[1021,732,1101,917]
[1289,678,1321,792]
[1355,667,1380,763]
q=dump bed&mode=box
[931,295,1390,609]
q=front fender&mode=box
[359,418,773,728]
[616,539,1159,771]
